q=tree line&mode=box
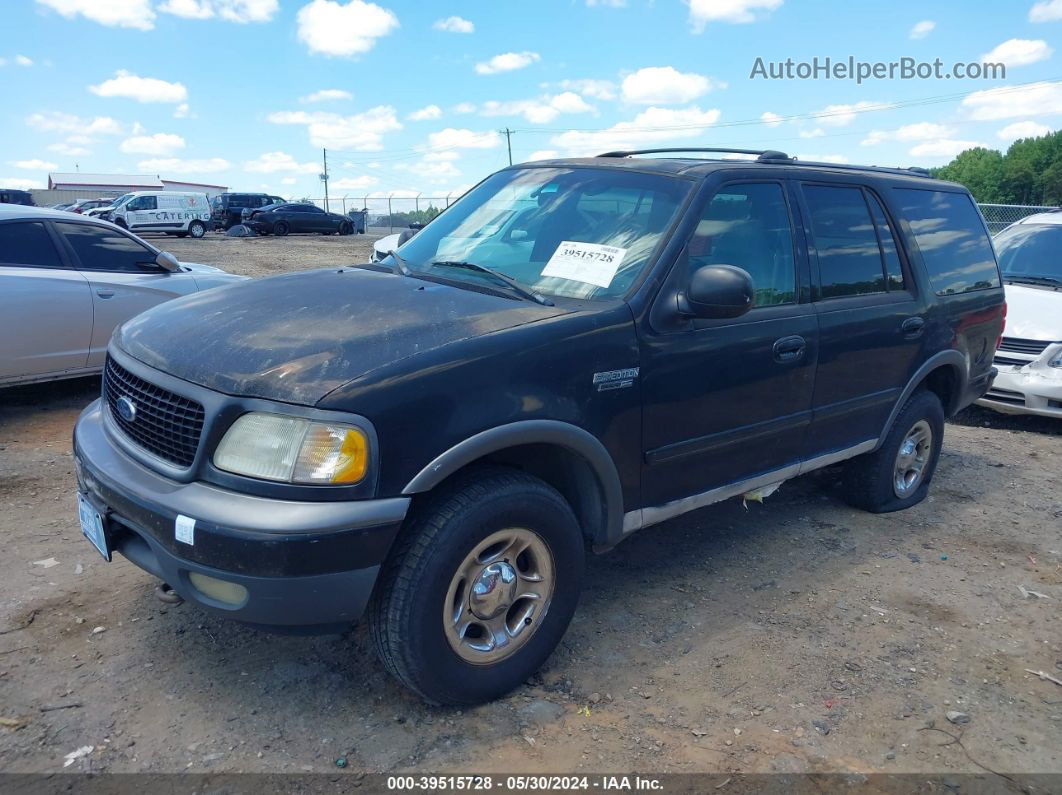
[931,129,1062,206]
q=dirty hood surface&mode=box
[116,267,566,405]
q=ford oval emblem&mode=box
[116,396,137,423]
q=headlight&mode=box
[1049,349,1062,368]
[214,413,368,484]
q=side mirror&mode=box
[155,251,181,272]
[678,264,754,319]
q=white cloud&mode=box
[526,150,559,161]
[158,0,278,22]
[760,111,783,127]
[815,100,887,126]
[396,158,461,184]
[0,58,5,67]
[280,176,297,185]
[15,55,33,66]
[300,89,353,103]
[137,157,231,173]
[408,104,442,121]
[550,106,721,156]
[962,81,1062,120]
[557,79,617,100]
[331,175,379,190]
[90,70,188,103]
[433,15,473,33]
[479,92,594,124]
[688,0,782,33]
[174,103,194,118]
[48,142,91,156]
[120,133,186,155]
[27,111,122,136]
[909,20,935,39]
[586,0,626,6]
[909,139,980,158]
[452,102,477,114]
[981,38,1053,67]
[244,151,320,174]
[12,159,58,170]
[861,122,956,146]
[1030,0,1062,23]
[296,0,399,57]
[794,153,849,164]
[427,128,501,151]
[475,51,540,75]
[622,66,719,105]
[267,106,402,150]
[799,128,825,138]
[0,177,40,190]
[35,0,155,30]
[996,120,1051,140]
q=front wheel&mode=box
[273,221,289,237]
[842,389,944,513]
[338,221,353,235]
[188,221,206,239]
[369,468,585,705]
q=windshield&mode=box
[110,194,132,208]
[994,223,1062,282]
[391,167,691,300]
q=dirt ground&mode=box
[0,235,1060,778]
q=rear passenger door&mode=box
[0,220,93,380]
[797,180,925,455]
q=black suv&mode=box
[73,149,1004,705]
[211,192,284,230]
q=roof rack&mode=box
[596,148,935,179]
[597,147,792,161]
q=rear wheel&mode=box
[188,221,206,239]
[369,468,584,705]
[842,389,944,513]
[273,221,289,237]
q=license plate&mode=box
[77,493,110,561]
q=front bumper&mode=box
[977,363,1062,418]
[73,399,410,630]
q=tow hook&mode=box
[155,582,184,605]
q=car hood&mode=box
[1003,282,1062,340]
[116,266,567,405]
[374,232,400,254]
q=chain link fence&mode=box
[978,203,1059,234]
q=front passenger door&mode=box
[640,180,817,507]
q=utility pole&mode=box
[500,128,513,165]
[320,148,330,212]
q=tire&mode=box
[114,218,128,229]
[841,389,944,513]
[369,468,585,705]
[189,221,206,239]
[273,221,289,237]
[339,221,353,236]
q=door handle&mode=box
[773,335,806,363]
[96,290,115,299]
[901,316,925,338]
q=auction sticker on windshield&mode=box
[542,241,627,288]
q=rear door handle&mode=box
[901,316,925,338]
[773,335,806,363]
[96,290,115,299]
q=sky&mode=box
[4,0,1062,211]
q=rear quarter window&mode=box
[893,188,1000,296]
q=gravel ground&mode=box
[0,236,1059,777]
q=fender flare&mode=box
[401,420,625,545]
[876,349,967,449]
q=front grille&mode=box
[984,388,1025,406]
[104,357,205,467]
[993,354,1030,367]
[998,337,1051,355]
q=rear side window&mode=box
[0,222,61,268]
[893,189,1000,295]
[866,193,905,290]
[803,185,886,298]
[57,222,156,272]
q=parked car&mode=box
[69,198,115,214]
[84,194,133,219]
[51,202,75,211]
[73,149,1003,705]
[0,206,244,388]
[246,202,354,236]
[96,191,211,238]
[0,188,35,206]
[370,224,423,262]
[976,211,1062,417]
[211,192,285,231]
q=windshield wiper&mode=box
[1004,274,1060,286]
[388,249,413,277]
[431,261,554,306]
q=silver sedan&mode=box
[0,205,245,388]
